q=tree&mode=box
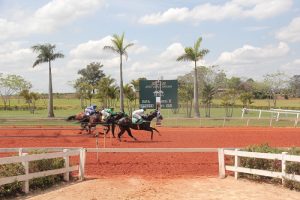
[177,37,209,118]
[178,77,193,117]
[0,74,32,109]
[263,72,287,108]
[221,89,238,117]
[96,76,117,108]
[239,92,253,108]
[130,77,146,110]
[289,75,300,98]
[104,33,134,112]
[202,83,215,117]
[123,83,136,114]
[74,78,94,107]
[77,62,105,93]
[31,43,64,117]
[19,89,40,113]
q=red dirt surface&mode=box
[0,127,299,178]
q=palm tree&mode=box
[31,44,64,117]
[103,33,134,112]
[176,37,209,118]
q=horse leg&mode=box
[118,127,126,142]
[111,123,116,138]
[104,125,110,137]
[126,127,137,141]
[152,127,161,136]
[150,129,154,140]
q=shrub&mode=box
[238,144,300,190]
[0,151,68,198]
[29,154,65,190]
[0,163,24,198]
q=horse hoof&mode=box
[118,137,121,142]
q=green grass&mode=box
[0,97,299,127]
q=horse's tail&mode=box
[66,115,76,121]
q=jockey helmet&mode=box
[92,105,97,109]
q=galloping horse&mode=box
[97,111,127,137]
[117,110,163,141]
[70,111,127,136]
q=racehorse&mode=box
[79,111,127,136]
[117,110,163,141]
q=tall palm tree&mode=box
[176,37,209,118]
[31,43,64,117]
[103,33,134,112]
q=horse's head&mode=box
[75,112,85,120]
[146,110,163,121]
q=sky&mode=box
[0,0,300,93]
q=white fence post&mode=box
[79,148,86,181]
[21,153,29,194]
[258,110,262,119]
[282,152,288,185]
[276,112,280,121]
[295,114,299,127]
[218,148,225,178]
[18,148,23,156]
[63,149,69,182]
[234,149,240,180]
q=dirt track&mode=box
[2,127,300,199]
[0,127,299,177]
[17,177,300,200]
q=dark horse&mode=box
[117,110,163,141]
[77,111,127,136]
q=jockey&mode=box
[84,104,97,116]
[132,108,146,123]
[100,107,116,121]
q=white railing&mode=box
[218,148,300,184]
[241,108,300,127]
[0,148,86,194]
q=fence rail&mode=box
[0,148,86,193]
[219,149,300,184]
[2,146,300,193]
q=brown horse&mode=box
[67,112,101,134]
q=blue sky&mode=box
[0,0,300,92]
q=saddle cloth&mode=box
[132,117,144,125]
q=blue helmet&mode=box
[92,105,97,109]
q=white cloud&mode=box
[0,0,105,40]
[276,17,300,43]
[215,42,291,78]
[159,43,185,60]
[281,59,300,74]
[66,36,149,86]
[0,42,34,68]
[217,42,289,65]
[139,0,292,24]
